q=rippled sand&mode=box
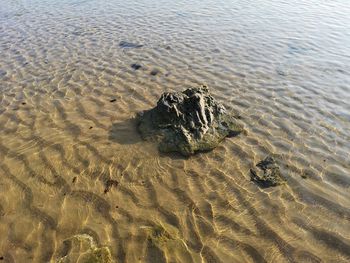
[0,0,350,262]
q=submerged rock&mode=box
[250,156,285,187]
[137,85,244,156]
[57,234,113,263]
[119,41,143,49]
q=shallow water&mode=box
[0,0,350,262]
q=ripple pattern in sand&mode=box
[0,0,350,262]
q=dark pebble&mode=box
[119,41,143,49]
[72,177,77,183]
[0,256,3,260]
[150,69,159,76]
[131,63,142,70]
[110,99,117,102]
[165,46,171,50]
[276,69,287,76]
[115,206,119,208]
[89,126,93,129]
[21,102,26,105]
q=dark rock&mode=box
[150,69,159,76]
[131,63,142,70]
[137,85,244,156]
[250,156,285,187]
[119,41,143,49]
[109,99,116,103]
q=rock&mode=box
[131,63,142,70]
[150,69,159,76]
[57,234,114,263]
[250,156,285,187]
[119,41,143,49]
[137,85,244,156]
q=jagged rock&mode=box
[137,86,244,156]
[250,156,285,187]
[57,234,114,263]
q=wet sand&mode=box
[0,0,350,262]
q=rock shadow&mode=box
[109,119,142,145]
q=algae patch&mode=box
[57,234,113,263]
[250,156,285,187]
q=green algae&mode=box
[57,234,114,263]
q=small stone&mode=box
[250,156,285,187]
[109,99,116,103]
[89,126,93,129]
[72,177,77,183]
[0,256,4,260]
[150,69,159,76]
[119,41,143,49]
[131,63,142,70]
[21,102,26,105]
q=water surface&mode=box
[0,0,350,262]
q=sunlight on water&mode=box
[0,0,350,262]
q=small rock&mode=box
[89,126,93,129]
[131,63,142,70]
[150,69,159,76]
[72,177,77,183]
[250,156,285,187]
[276,68,287,76]
[21,102,26,105]
[119,41,143,49]
[109,99,116,103]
